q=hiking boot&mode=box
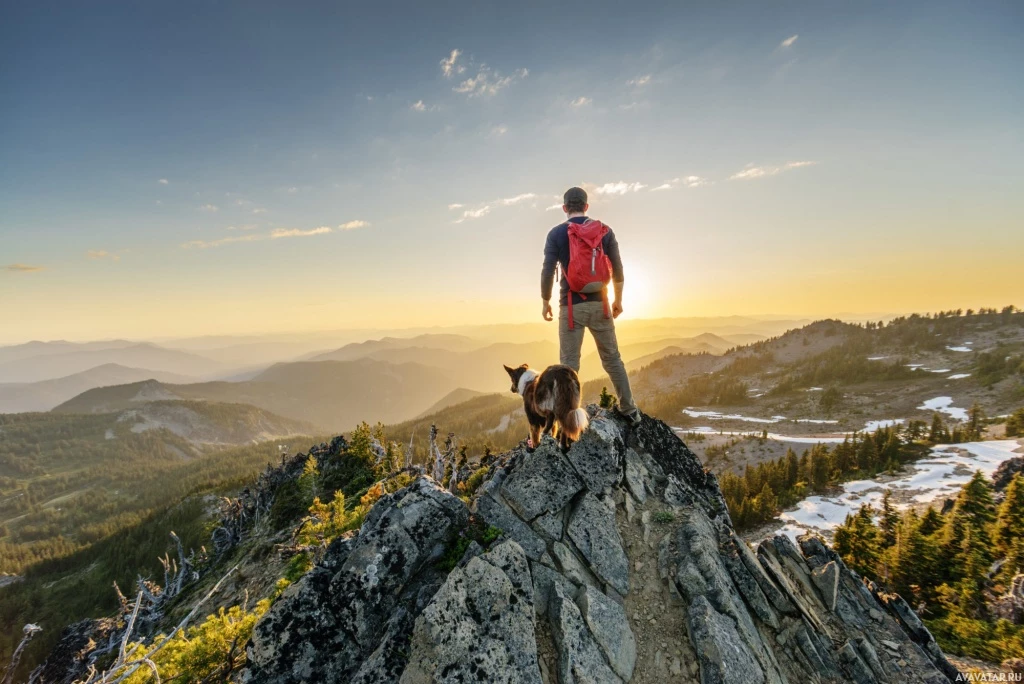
[616,407,642,426]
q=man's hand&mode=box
[542,300,553,321]
[612,301,623,318]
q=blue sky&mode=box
[1,0,1022,342]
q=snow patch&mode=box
[918,396,968,421]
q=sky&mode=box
[1,0,1022,344]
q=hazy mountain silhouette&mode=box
[0,363,199,413]
[0,342,228,383]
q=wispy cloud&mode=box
[252,208,268,214]
[545,204,562,211]
[650,175,708,191]
[780,35,798,48]
[338,220,370,230]
[570,96,592,108]
[158,178,169,185]
[440,49,464,78]
[594,181,647,195]
[454,66,528,97]
[455,206,491,223]
[498,193,536,206]
[182,221,368,248]
[226,224,259,231]
[199,203,219,212]
[490,125,508,137]
[271,226,332,239]
[182,235,261,249]
[4,263,44,273]
[627,75,651,87]
[730,160,816,181]
[451,192,538,222]
[86,250,120,261]
[411,100,436,112]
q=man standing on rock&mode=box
[541,186,640,425]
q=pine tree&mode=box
[929,413,948,443]
[953,525,990,620]
[879,489,900,548]
[784,449,799,490]
[857,437,878,472]
[993,474,1024,556]
[918,507,944,536]
[755,482,778,522]
[966,403,985,441]
[298,455,320,505]
[834,504,881,577]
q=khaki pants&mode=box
[559,300,637,413]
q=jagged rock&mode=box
[576,584,637,680]
[401,541,541,684]
[564,415,624,493]
[688,595,765,684]
[566,492,629,596]
[531,560,577,618]
[992,455,1024,492]
[500,441,584,520]
[550,584,623,684]
[552,540,601,589]
[623,448,648,504]
[811,560,840,611]
[532,509,565,540]
[224,411,960,684]
[476,489,547,561]
[243,477,468,684]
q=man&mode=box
[540,186,640,425]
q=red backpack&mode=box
[564,219,612,330]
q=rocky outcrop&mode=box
[241,410,959,683]
[992,455,1024,492]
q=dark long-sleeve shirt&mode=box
[541,216,624,305]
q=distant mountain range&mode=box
[0,363,199,413]
[3,324,772,429]
[0,341,229,384]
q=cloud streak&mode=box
[730,161,816,181]
[454,66,528,97]
[650,176,708,191]
[451,192,538,222]
[4,263,44,273]
[440,49,463,78]
[86,250,121,261]
[594,181,646,195]
[570,96,592,107]
[780,35,798,48]
[182,221,369,248]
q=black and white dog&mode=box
[503,363,589,451]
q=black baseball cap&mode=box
[563,186,588,205]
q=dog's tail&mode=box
[561,407,590,441]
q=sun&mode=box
[619,258,655,318]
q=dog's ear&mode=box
[503,364,515,377]
[518,363,529,371]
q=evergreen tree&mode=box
[918,507,944,536]
[784,449,799,490]
[879,489,900,548]
[966,403,985,441]
[1005,408,1024,438]
[929,413,948,443]
[993,474,1024,556]
[755,482,778,522]
[834,504,881,577]
[297,455,320,505]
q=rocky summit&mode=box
[242,411,959,684]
